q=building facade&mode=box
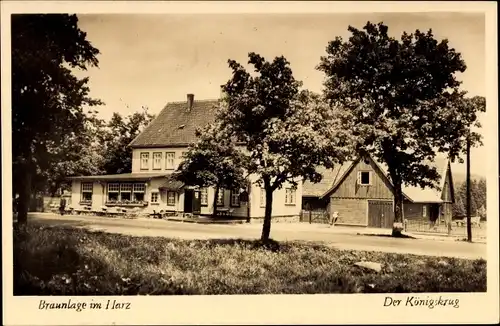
[68,94,302,221]
[302,154,455,228]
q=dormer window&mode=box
[357,171,371,186]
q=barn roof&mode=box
[302,154,453,203]
[302,163,352,197]
[129,97,220,148]
[376,156,451,203]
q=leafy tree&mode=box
[317,22,485,236]
[477,178,487,219]
[220,53,352,241]
[100,108,155,174]
[41,114,106,195]
[174,121,248,218]
[452,177,487,219]
[12,14,101,224]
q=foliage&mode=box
[317,22,485,234]
[452,178,487,219]
[220,53,352,240]
[14,225,487,295]
[174,121,247,216]
[37,115,106,195]
[12,14,102,223]
[99,108,155,174]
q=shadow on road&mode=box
[28,217,89,228]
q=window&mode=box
[165,152,175,170]
[105,183,147,203]
[140,152,149,170]
[108,183,119,201]
[358,171,371,185]
[216,188,225,206]
[422,205,427,218]
[260,188,265,207]
[285,188,296,205]
[200,188,208,206]
[153,152,162,170]
[151,192,159,203]
[120,183,132,201]
[230,189,240,207]
[81,182,93,202]
[133,183,145,201]
[167,191,176,206]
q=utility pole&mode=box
[466,132,472,242]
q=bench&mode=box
[163,210,177,217]
[216,208,234,217]
[74,206,92,215]
[150,209,176,219]
[105,207,125,217]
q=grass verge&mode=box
[14,224,486,295]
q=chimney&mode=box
[187,93,194,111]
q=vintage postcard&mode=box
[2,1,498,325]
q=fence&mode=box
[300,209,330,224]
[403,218,485,238]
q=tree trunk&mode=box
[392,179,404,237]
[16,166,32,225]
[260,185,273,242]
[212,185,220,218]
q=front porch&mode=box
[67,173,249,219]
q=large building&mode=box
[68,94,302,221]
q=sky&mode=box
[75,13,487,177]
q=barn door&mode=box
[368,201,394,229]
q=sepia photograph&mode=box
[2,1,498,325]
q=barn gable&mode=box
[440,161,455,203]
[326,156,395,200]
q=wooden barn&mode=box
[302,154,455,229]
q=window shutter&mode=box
[357,172,361,185]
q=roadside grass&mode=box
[14,224,486,295]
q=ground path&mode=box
[27,213,487,260]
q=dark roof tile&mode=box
[130,99,220,148]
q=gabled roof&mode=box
[158,174,184,191]
[302,163,352,197]
[376,157,451,203]
[303,154,453,203]
[129,99,220,148]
